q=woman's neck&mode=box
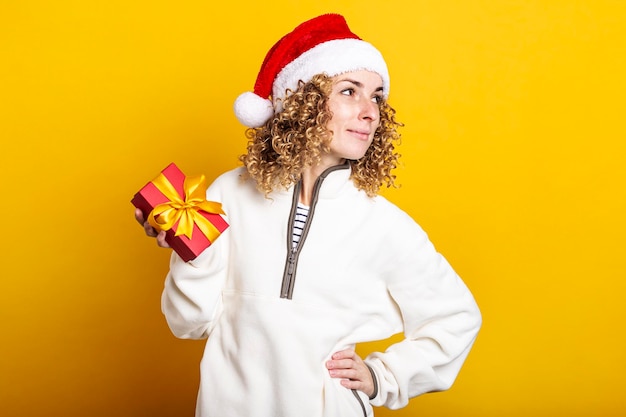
[299,159,346,205]
[299,167,318,206]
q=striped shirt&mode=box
[292,203,309,247]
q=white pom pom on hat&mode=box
[233,92,274,129]
[233,13,390,128]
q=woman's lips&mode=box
[348,129,371,140]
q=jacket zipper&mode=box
[279,164,349,299]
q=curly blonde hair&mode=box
[239,73,402,197]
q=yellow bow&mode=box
[147,172,225,241]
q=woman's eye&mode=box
[372,95,383,104]
[340,88,354,96]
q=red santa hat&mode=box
[233,13,390,128]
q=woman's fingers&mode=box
[326,349,374,397]
[135,208,170,247]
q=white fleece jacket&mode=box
[161,165,481,417]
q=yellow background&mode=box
[1,1,625,416]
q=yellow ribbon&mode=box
[147,172,225,241]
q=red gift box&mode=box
[131,163,229,262]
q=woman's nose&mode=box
[359,99,379,121]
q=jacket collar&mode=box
[273,162,353,201]
[315,162,352,199]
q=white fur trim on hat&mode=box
[272,38,390,112]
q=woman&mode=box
[136,13,481,417]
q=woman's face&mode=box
[323,70,383,166]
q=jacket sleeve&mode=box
[364,222,482,409]
[160,228,229,340]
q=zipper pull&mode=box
[281,249,297,298]
[287,252,296,275]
